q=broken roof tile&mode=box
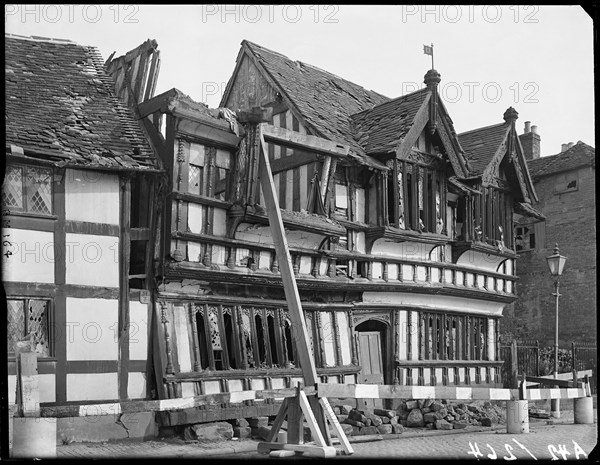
[5,33,159,171]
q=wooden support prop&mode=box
[17,351,40,417]
[255,122,350,457]
[319,397,354,455]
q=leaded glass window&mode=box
[2,165,52,215]
[7,298,51,357]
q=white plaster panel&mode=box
[212,208,227,236]
[320,312,336,367]
[67,373,118,401]
[129,301,149,361]
[319,258,328,276]
[506,281,513,293]
[431,267,440,283]
[477,274,485,288]
[469,368,476,382]
[371,240,435,260]
[487,277,494,290]
[273,173,281,200]
[187,203,203,234]
[487,319,496,361]
[236,248,251,266]
[271,378,285,389]
[1,229,54,283]
[173,305,192,373]
[300,256,312,274]
[65,169,119,225]
[371,262,382,279]
[388,264,398,281]
[355,188,365,223]
[398,310,407,360]
[228,379,244,391]
[344,374,355,384]
[204,380,221,394]
[66,297,119,361]
[328,376,339,384]
[448,368,454,384]
[455,250,507,272]
[335,183,348,209]
[65,233,119,287]
[362,292,505,316]
[187,242,201,262]
[435,368,443,384]
[215,149,231,169]
[336,312,351,365]
[286,230,326,249]
[211,245,226,266]
[444,269,453,283]
[291,377,304,388]
[466,273,474,287]
[456,271,464,286]
[8,375,16,404]
[299,165,308,209]
[259,251,271,270]
[416,265,426,281]
[402,264,414,281]
[410,311,419,360]
[250,378,266,391]
[355,231,366,254]
[497,279,504,292]
[181,382,195,398]
[423,368,431,384]
[127,372,147,399]
[459,367,465,383]
[286,170,294,210]
[189,142,206,165]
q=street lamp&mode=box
[546,243,567,418]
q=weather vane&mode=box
[423,43,434,69]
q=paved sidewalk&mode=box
[55,409,598,459]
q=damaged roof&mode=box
[350,88,429,154]
[240,40,390,156]
[5,34,159,170]
[458,123,510,176]
[527,141,595,179]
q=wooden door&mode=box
[358,331,384,409]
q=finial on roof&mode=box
[503,107,519,124]
[424,69,441,89]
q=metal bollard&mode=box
[506,400,529,434]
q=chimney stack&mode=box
[561,143,569,152]
[519,122,541,161]
[568,142,574,149]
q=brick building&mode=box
[506,123,596,346]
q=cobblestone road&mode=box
[54,419,598,461]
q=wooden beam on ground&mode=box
[257,442,337,458]
[262,125,350,158]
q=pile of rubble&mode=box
[183,399,506,441]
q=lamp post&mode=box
[546,243,567,418]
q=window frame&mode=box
[2,164,54,216]
[7,296,54,359]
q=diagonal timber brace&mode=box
[255,123,352,457]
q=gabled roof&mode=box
[350,88,429,154]
[5,34,159,171]
[227,40,390,156]
[458,123,510,176]
[527,141,595,179]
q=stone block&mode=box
[330,423,353,437]
[333,406,341,415]
[431,402,444,412]
[373,409,395,418]
[351,426,361,436]
[381,416,390,424]
[481,417,492,427]
[248,417,269,428]
[236,418,250,427]
[434,419,452,431]
[422,407,431,413]
[376,424,392,435]
[343,418,364,428]
[423,412,438,423]
[399,419,408,427]
[360,426,379,435]
[348,410,368,423]
[363,418,372,427]
[191,422,234,441]
[405,400,419,410]
[406,409,425,427]
[336,414,348,424]
[397,409,410,420]
[423,399,434,409]
[339,405,354,415]
[390,417,399,426]
[233,426,252,439]
[392,424,405,434]
[445,415,455,422]
[453,421,468,429]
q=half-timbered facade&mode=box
[3,34,162,407]
[130,40,542,425]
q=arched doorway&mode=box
[355,319,389,409]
